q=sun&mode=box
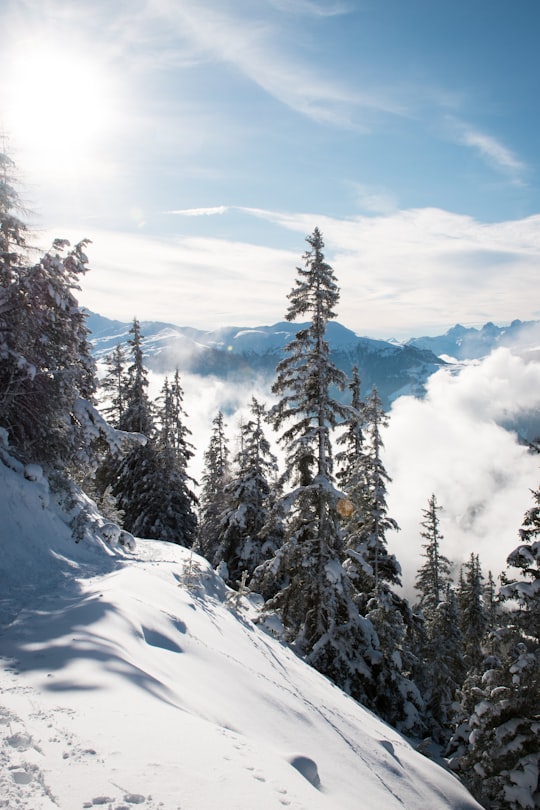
[2,38,116,179]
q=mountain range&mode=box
[86,312,540,409]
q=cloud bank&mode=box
[384,349,540,596]
[76,204,540,339]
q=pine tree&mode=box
[342,386,401,610]
[1,228,97,469]
[458,553,488,674]
[148,370,198,546]
[197,411,231,562]
[450,494,540,810]
[365,592,425,736]
[0,151,97,471]
[215,398,281,587]
[415,494,453,619]
[0,150,29,285]
[118,318,154,435]
[111,319,158,535]
[336,366,365,489]
[455,642,539,810]
[257,228,380,704]
[413,496,462,740]
[99,343,128,427]
[501,484,540,643]
[423,587,465,743]
[337,383,424,734]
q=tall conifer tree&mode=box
[215,398,281,587]
[197,411,231,562]
[258,228,379,703]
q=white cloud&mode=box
[448,117,526,184]
[134,0,406,128]
[166,206,229,217]
[267,0,351,16]
[384,349,540,596]
[68,202,540,339]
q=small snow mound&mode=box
[99,523,122,546]
[119,530,136,551]
[286,754,321,788]
[24,463,43,482]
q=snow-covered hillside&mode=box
[0,445,482,810]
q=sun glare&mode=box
[3,40,115,178]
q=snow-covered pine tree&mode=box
[150,370,198,546]
[111,319,159,536]
[337,384,423,734]
[501,484,540,644]
[462,484,540,810]
[118,318,154,436]
[196,411,231,563]
[342,386,401,609]
[415,494,453,619]
[0,150,28,285]
[457,553,488,674]
[447,518,538,810]
[413,496,462,740]
[336,365,365,487]
[422,587,465,743]
[453,640,539,810]
[99,343,129,427]
[1,223,97,471]
[214,397,281,587]
[257,227,380,704]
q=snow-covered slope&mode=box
[0,448,482,810]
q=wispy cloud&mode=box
[266,0,351,17]
[136,0,406,128]
[449,117,527,184]
[166,206,229,217]
[66,204,540,340]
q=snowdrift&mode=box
[0,453,482,810]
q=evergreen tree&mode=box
[422,587,465,743]
[118,318,154,435]
[338,384,423,734]
[0,150,29,285]
[148,370,198,546]
[215,398,281,587]
[414,494,453,619]
[0,183,97,472]
[454,642,539,810]
[501,484,540,643]
[450,494,540,809]
[365,592,425,736]
[111,319,158,535]
[342,386,401,610]
[336,366,365,490]
[458,553,488,674]
[413,497,463,741]
[99,343,128,427]
[197,411,231,562]
[257,228,380,704]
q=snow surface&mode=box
[0,454,483,810]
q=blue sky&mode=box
[1,0,540,338]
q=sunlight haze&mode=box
[1,0,539,337]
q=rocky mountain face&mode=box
[86,312,446,409]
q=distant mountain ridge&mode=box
[85,311,446,408]
[86,312,540,408]
[407,318,540,360]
